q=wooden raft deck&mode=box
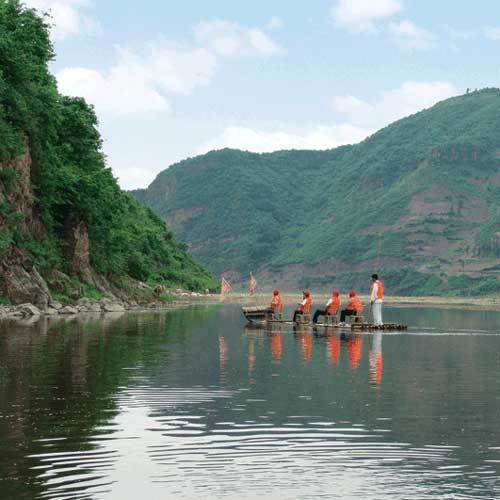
[242,307,407,331]
[268,320,406,331]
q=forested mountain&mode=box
[0,1,213,306]
[134,89,500,295]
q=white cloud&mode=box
[57,45,217,116]
[389,20,435,50]
[267,16,284,30]
[444,25,475,41]
[331,0,402,33]
[194,80,458,164]
[196,124,373,155]
[193,20,285,56]
[23,0,99,40]
[484,26,500,40]
[57,19,284,116]
[331,80,459,128]
[114,164,159,191]
[443,25,476,51]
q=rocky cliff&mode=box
[0,152,112,306]
[0,2,214,309]
[0,152,53,308]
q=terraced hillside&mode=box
[133,89,500,295]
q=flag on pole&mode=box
[220,276,232,300]
[249,272,257,296]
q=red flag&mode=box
[220,276,232,300]
[249,273,257,295]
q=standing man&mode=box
[370,273,384,326]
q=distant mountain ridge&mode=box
[133,88,500,296]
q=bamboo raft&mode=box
[242,306,407,331]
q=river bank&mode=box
[224,293,500,311]
[0,291,218,321]
[2,290,500,322]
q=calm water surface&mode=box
[1,304,500,499]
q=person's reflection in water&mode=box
[219,336,228,385]
[345,333,363,371]
[326,331,341,367]
[369,332,383,387]
[247,336,256,384]
[294,325,312,364]
[268,330,283,364]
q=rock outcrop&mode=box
[0,247,52,309]
[17,303,41,317]
[60,306,78,315]
[0,152,53,308]
[0,151,40,235]
[64,216,94,283]
[100,298,125,312]
[0,151,109,305]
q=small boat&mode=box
[241,307,407,331]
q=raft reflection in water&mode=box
[244,326,384,386]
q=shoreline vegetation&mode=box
[0,1,215,312]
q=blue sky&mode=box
[25,0,500,189]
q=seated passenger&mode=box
[270,288,283,318]
[293,290,312,323]
[313,289,340,323]
[340,291,364,323]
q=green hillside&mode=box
[0,0,214,301]
[134,88,500,296]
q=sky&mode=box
[24,0,500,189]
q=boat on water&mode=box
[241,306,407,331]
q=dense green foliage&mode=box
[0,1,214,292]
[135,89,500,296]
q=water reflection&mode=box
[293,326,312,364]
[268,330,283,364]
[370,332,384,387]
[219,335,228,385]
[346,333,364,371]
[1,305,500,499]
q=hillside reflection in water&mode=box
[0,305,500,499]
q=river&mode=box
[0,304,499,499]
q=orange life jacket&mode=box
[346,296,363,313]
[271,294,283,312]
[371,280,384,300]
[347,336,363,371]
[299,296,312,314]
[326,296,340,315]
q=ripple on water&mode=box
[5,306,500,500]
[18,382,500,500]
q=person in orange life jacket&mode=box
[339,290,364,323]
[313,289,340,323]
[293,290,312,322]
[370,273,384,326]
[269,288,283,319]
